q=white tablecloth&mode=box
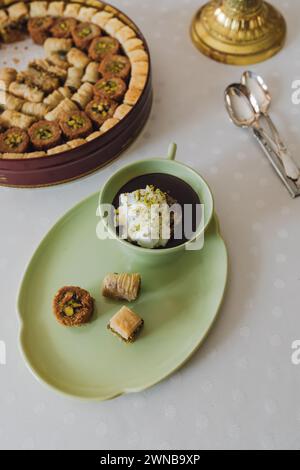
[1,0,300,450]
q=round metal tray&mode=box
[0,0,153,188]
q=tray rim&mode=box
[17,190,229,401]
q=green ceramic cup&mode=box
[99,143,214,263]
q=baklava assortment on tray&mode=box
[0,1,149,159]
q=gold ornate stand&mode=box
[191,0,286,65]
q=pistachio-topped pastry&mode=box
[85,97,118,126]
[28,120,62,150]
[28,16,54,45]
[99,55,131,80]
[53,286,94,327]
[88,36,119,61]
[93,78,127,102]
[59,111,93,139]
[50,17,77,38]
[71,22,101,50]
[0,127,29,153]
[0,20,26,44]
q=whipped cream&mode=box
[116,185,172,249]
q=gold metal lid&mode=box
[190,0,286,65]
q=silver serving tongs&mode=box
[225,73,300,198]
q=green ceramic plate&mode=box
[17,192,228,400]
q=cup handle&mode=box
[167,143,177,161]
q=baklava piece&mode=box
[114,104,132,121]
[107,306,144,343]
[124,87,142,106]
[85,130,102,142]
[115,26,136,44]
[30,59,67,81]
[85,97,118,127]
[0,91,24,111]
[82,62,99,84]
[123,38,143,53]
[47,52,69,70]
[71,82,93,109]
[27,16,54,45]
[24,150,46,159]
[67,48,90,69]
[65,66,84,91]
[103,18,124,38]
[99,55,131,80]
[0,21,25,44]
[88,36,119,62]
[100,117,119,133]
[71,22,101,50]
[1,153,23,159]
[77,7,98,23]
[28,120,62,150]
[7,2,29,23]
[0,68,17,91]
[18,68,60,94]
[93,77,127,102]
[91,11,113,29]
[53,286,94,327]
[0,10,8,28]
[0,109,36,129]
[128,49,149,63]
[67,138,86,149]
[22,102,50,119]
[45,97,78,121]
[129,74,147,91]
[44,37,73,56]
[47,143,69,155]
[59,111,92,139]
[50,17,77,39]
[63,3,81,19]
[30,1,48,18]
[47,1,65,18]
[0,127,29,154]
[132,61,149,77]
[102,273,141,302]
[9,81,44,103]
[43,88,71,109]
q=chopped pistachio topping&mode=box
[35,19,45,27]
[130,185,168,207]
[64,306,74,316]
[78,26,92,38]
[36,127,53,140]
[91,102,110,117]
[106,60,125,74]
[58,21,68,31]
[4,133,23,148]
[98,80,118,93]
[95,40,114,53]
[67,115,86,129]
[61,292,82,317]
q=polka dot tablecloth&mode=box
[1,0,300,450]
